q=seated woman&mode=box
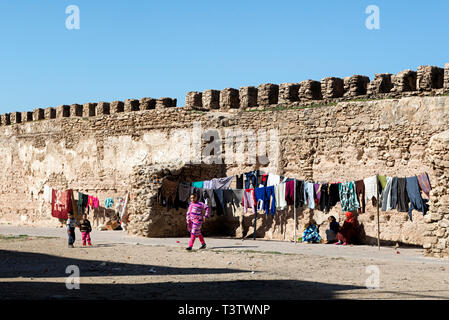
[335,212,359,245]
[325,216,340,244]
[302,219,321,243]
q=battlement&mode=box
[186,63,449,110]
[1,63,448,126]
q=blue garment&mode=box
[254,186,276,216]
[192,181,204,188]
[406,176,429,221]
[213,189,225,216]
[105,198,114,209]
[245,171,258,189]
[303,224,321,243]
[304,182,315,209]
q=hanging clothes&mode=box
[254,187,266,215]
[381,177,393,212]
[159,180,179,208]
[192,181,204,188]
[304,182,315,210]
[105,197,114,209]
[245,171,258,189]
[285,180,295,206]
[364,176,378,204]
[397,177,409,213]
[275,183,287,210]
[223,190,236,214]
[378,175,387,191]
[255,186,276,216]
[406,176,429,221]
[213,189,225,216]
[390,177,398,210]
[338,182,360,212]
[328,183,340,207]
[417,172,432,198]
[201,189,216,210]
[211,176,234,190]
[267,174,280,187]
[178,182,191,203]
[355,180,366,213]
[236,174,244,189]
[203,180,214,189]
[51,189,72,220]
[44,185,53,203]
[231,189,244,208]
[261,174,269,187]
[243,189,256,214]
[295,180,305,208]
[319,183,330,212]
[314,184,322,207]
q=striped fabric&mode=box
[417,173,432,197]
[186,201,210,236]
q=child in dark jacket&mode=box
[79,214,92,246]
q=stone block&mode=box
[257,83,279,106]
[155,98,176,109]
[298,80,322,100]
[417,65,444,91]
[33,108,45,121]
[392,69,417,92]
[202,90,220,110]
[1,113,11,125]
[239,86,258,109]
[70,104,83,117]
[219,88,240,109]
[10,112,22,124]
[124,99,140,112]
[321,77,344,99]
[96,102,110,115]
[56,105,70,118]
[367,73,393,94]
[344,75,370,97]
[185,92,203,109]
[82,103,97,117]
[445,63,449,91]
[110,101,125,114]
[44,108,56,119]
[21,111,33,122]
[279,83,300,103]
[438,219,449,228]
[140,97,156,110]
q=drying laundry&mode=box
[381,177,393,212]
[304,182,315,210]
[275,183,287,210]
[51,189,72,220]
[417,172,432,198]
[406,176,429,221]
[397,178,409,213]
[338,182,360,212]
[355,180,365,213]
[364,176,378,204]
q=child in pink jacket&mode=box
[186,193,210,250]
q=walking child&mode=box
[79,214,92,246]
[67,213,77,248]
[186,193,210,251]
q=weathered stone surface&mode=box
[33,108,45,121]
[96,102,110,115]
[279,83,300,103]
[83,103,97,117]
[239,86,257,109]
[344,75,370,97]
[202,90,220,110]
[445,63,449,91]
[185,92,202,109]
[257,83,279,106]
[299,80,322,100]
[219,88,239,109]
[110,101,124,114]
[392,69,417,92]
[321,77,344,99]
[155,98,176,109]
[56,105,70,118]
[10,112,22,124]
[417,65,444,91]
[21,111,33,122]
[70,104,83,117]
[124,99,140,112]
[140,97,156,110]
[1,113,11,125]
[44,107,56,119]
[367,73,393,94]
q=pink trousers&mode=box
[188,234,205,247]
[82,232,91,245]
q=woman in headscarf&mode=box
[335,212,359,245]
[302,219,321,243]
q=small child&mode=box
[79,214,92,246]
[302,219,321,243]
[67,213,77,248]
[325,216,340,244]
[186,193,210,251]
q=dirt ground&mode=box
[1,230,449,300]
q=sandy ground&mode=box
[1,225,449,300]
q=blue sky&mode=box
[0,0,447,112]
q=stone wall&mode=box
[424,131,449,257]
[0,63,448,250]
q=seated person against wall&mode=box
[335,212,360,246]
[302,219,321,243]
[324,215,340,244]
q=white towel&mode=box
[43,185,52,203]
[364,175,378,203]
[275,183,287,210]
[267,174,280,187]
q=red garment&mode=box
[336,212,359,244]
[51,189,72,220]
[285,180,295,205]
